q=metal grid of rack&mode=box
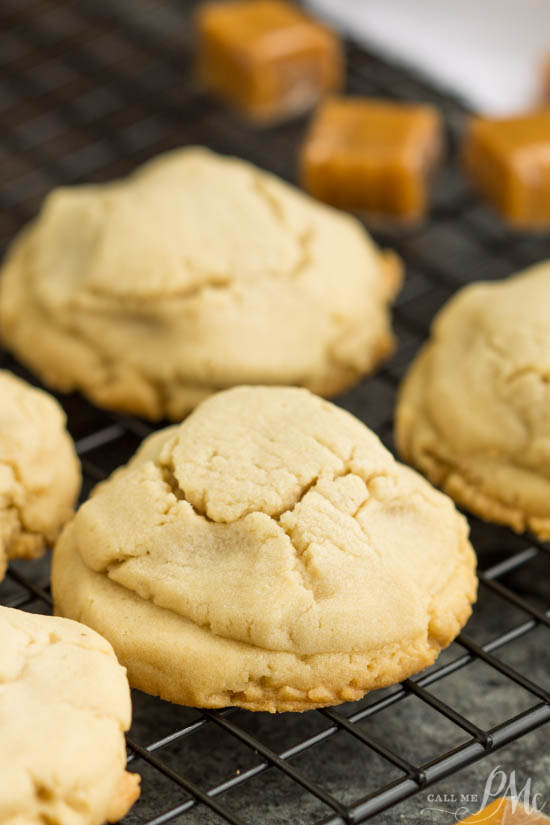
[1,1,549,822]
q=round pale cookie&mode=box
[396,260,550,539]
[0,370,80,581]
[0,606,140,825]
[0,147,401,421]
[52,386,477,713]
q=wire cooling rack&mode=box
[1,1,550,823]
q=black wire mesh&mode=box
[1,1,549,823]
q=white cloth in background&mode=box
[306,0,550,114]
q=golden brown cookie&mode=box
[0,147,401,421]
[0,606,140,825]
[396,260,550,538]
[0,370,80,581]
[53,386,477,712]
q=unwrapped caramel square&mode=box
[463,110,550,229]
[300,96,442,220]
[196,0,343,123]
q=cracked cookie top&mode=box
[0,606,140,825]
[396,260,550,537]
[66,386,474,658]
[0,371,80,579]
[0,147,401,420]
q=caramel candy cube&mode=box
[300,97,443,220]
[463,110,550,228]
[196,0,343,123]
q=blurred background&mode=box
[308,0,550,114]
